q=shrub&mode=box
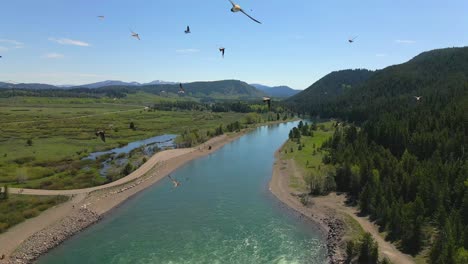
[22,209,39,219]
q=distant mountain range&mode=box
[250,84,300,98]
[79,80,177,89]
[0,80,268,100]
[0,82,59,90]
[0,80,177,89]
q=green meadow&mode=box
[280,121,335,192]
[0,96,250,190]
[0,194,68,234]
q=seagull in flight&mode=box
[97,16,105,20]
[228,1,262,24]
[185,26,191,34]
[219,47,225,58]
[95,130,106,142]
[414,96,423,101]
[263,97,271,111]
[348,36,358,43]
[131,30,141,40]
[168,175,181,188]
[178,83,185,94]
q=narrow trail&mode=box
[270,155,415,264]
[9,147,196,196]
[314,194,415,264]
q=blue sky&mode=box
[1,0,467,89]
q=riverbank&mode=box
[269,145,415,264]
[0,120,294,264]
[269,147,347,263]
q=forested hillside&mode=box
[297,47,468,262]
[286,69,374,114]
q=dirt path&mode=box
[10,147,196,196]
[0,193,86,258]
[270,150,415,264]
[314,194,414,264]
[0,132,243,261]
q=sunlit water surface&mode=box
[38,122,327,264]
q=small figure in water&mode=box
[168,174,181,188]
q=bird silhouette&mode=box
[130,30,140,40]
[185,26,191,34]
[97,16,105,20]
[178,83,185,94]
[414,96,423,101]
[168,174,181,188]
[219,47,225,58]
[95,130,106,142]
[263,97,271,111]
[228,1,261,24]
[348,36,358,43]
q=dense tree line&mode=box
[0,86,133,98]
[294,47,468,262]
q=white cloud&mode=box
[0,39,24,50]
[376,53,387,57]
[394,39,416,44]
[176,48,200,54]
[49,38,90,47]
[42,53,65,59]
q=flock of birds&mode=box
[119,1,263,59]
[2,1,428,189]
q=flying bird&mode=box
[97,16,105,20]
[178,83,185,94]
[131,30,141,40]
[228,0,262,24]
[263,97,271,111]
[219,47,225,58]
[95,130,106,142]
[348,36,358,43]
[414,96,423,101]
[185,26,191,34]
[168,174,181,188]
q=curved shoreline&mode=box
[269,145,346,264]
[0,133,241,264]
[0,120,293,264]
[269,143,415,264]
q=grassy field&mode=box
[279,121,335,192]
[0,194,68,233]
[0,96,252,189]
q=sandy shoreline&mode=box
[269,145,347,263]
[0,120,292,264]
[269,144,415,264]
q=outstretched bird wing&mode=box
[240,9,262,24]
[228,0,236,7]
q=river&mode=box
[38,122,327,264]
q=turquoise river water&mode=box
[38,122,327,264]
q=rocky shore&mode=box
[321,214,346,264]
[6,208,100,264]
